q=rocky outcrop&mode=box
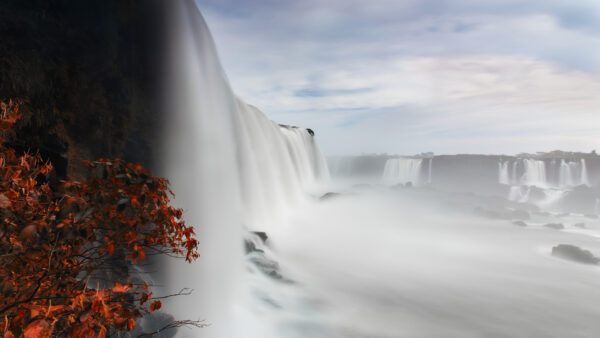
[552,244,599,265]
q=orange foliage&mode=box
[0,100,199,336]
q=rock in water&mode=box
[552,244,600,265]
[573,222,586,228]
[544,223,565,230]
[320,192,341,200]
[251,231,269,243]
[512,220,527,227]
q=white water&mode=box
[160,1,328,337]
[581,159,591,187]
[382,158,424,186]
[508,185,530,203]
[271,189,600,337]
[521,159,548,187]
[498,161,510,185]
[500,158,592,206]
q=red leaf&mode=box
[127,318,136,331]
[150,300,162,312]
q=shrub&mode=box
[0,99,199,337]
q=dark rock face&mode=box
[0,0,167,178]
[306,128,315,136]
[244,231,288,280]
[544,223,565,230]
[552,244,600,265]
[251,231,269,243]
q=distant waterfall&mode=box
[520,159,547,187]
[162,1,329,336]
[499,158,591,188]
[511,161,518,184]
[499,161,510,185]
[382,158,423,185]
[428,157,433,184]
[581,159,591,186]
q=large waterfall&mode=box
[160,1,328,337]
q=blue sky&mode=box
[196,0,600,156]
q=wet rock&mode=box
[244,231,268,253]
[244,240,263,254]
[552,244,600,265]
[320,192,341,200]
[251,231,268,243]
[306,128,315,136]
[544,223,565,230]
[248,252,283,279]
[574,223,586,228]
[512,220,527,227]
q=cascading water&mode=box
[499,158,594,208]
[558,159,580,187]
[520,159,547,187]
[500,158,591,189]
[428,157,433,184]
[381,158,423,186]
[160,1,329,337]
[581,159,591,187]
[499,161,510,185]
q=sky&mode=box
[195,0,600,156]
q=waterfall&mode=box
[556,159,591,188]
[511,161,518,185]
[428,157,433,184]
[558,160,574,187]
[382,158,423,186]
[581,159,591,187]
[161,1,329,337]
[498,161,509,185]
[520,159,547,187]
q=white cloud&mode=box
[196,0,600,155]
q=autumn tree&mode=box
[0,99,201,337]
